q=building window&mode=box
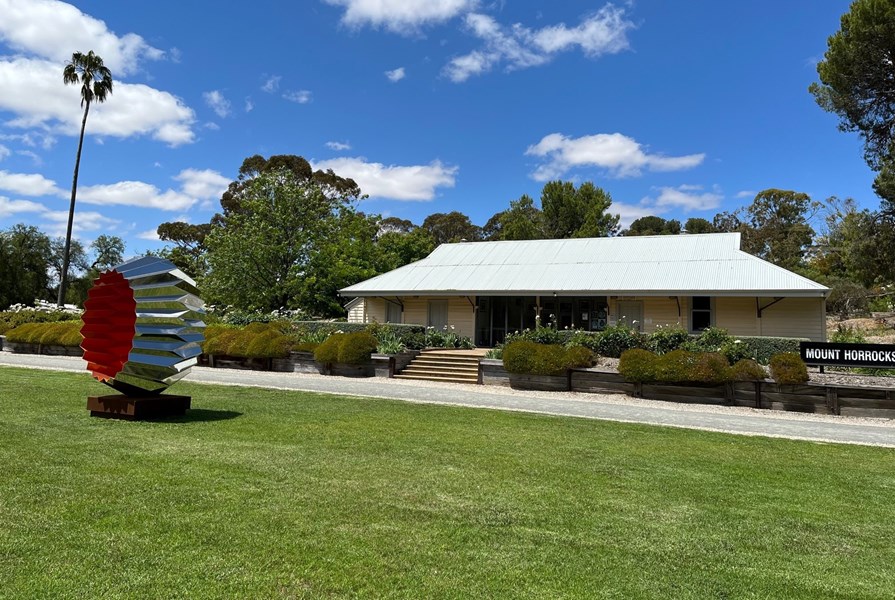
[691,296,712,331]
[386,301,402,324]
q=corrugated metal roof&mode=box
[341,233,829,297]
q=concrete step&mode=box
[394,373,479,384]
[415,355,481,364]
[406,361,479,372]
[402,367,479,377]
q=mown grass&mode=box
[1,366,893,599]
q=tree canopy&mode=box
[541,181,620,238]
[622,216,681,236]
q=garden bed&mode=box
[0,336,81,357]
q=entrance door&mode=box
[428,300,449,332]
[617,301,643,332]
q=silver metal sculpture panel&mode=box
[81,256,205,396]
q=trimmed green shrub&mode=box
[594,324,646,358]
[338,332,378,364]
[502,340,537,374]
[719,339,752,364]
[654,349,700,383]
[204,330,240,356]
[689,352,732,384]
[0,309,80,335]
[243,322,273,334]
[504,341,593,376]
[6,323,79,346]
[244,330,292,359]
[6,322,82,347]
[5,323,43,344]
[769,352,809,384]
[731,359,767,381]
[565,345,595,369]
[652,350,733,384]
[313,332,378,365]
[314,334,344,364]
[531,344,569,376]
[648,325,690,355]
[737,336,805,365]
[618,349,659,382]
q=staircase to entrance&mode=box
[393,349,486,384]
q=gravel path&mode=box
[3,351,895,448]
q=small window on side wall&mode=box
[691,296,712,332]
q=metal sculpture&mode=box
[81,256,205,398]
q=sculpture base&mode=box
[87,394,191,420]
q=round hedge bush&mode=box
[504,341,593,376]
[769,352,809,384]
[244,330,292,359]
[618,349,658,382]
[730,359,766,381]
[314,332,378,365]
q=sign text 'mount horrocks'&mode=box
[800,341,895,369]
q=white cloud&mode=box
[283,90,313,104]
[262,75,281,93]
[0,145,9,160]
[653,184,723,211]
[0,0,163,75]
[610,202,659,229]
[525,132,705,180]
[16,150,41,165]
[325,0,476,34]
[42,209,119,237]
[245,97,254,112]
[0,195,45,218]
[326,141,352,151]
[385,67,406,82]
[0,57,196,146]
[444,6,633,82]
[77,181,195,211]
[311,156,457,200]
[136,228,161,241]
[0,170,65,196]
[203,122,220,130]
[203,90,231,118]
[173,168,230,200]
[736,190,756,199]
[0,132,56,150]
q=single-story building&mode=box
[340,233,829,346]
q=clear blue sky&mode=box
[0,0,875,255]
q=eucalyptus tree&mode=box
[57,50,113,306]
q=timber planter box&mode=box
[271,351,323,374]
[1,337,82,357]
[570,368,635,395]
[207,354,274,371]
[480,359,510,387]
[320,362,374,378]
[372,351,419,378]
[637,382,732,406]
[508,372,570,392]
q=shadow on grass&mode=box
[145,409,243,423]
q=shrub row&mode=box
[202,323,294,359]
[0,310,81,335]
[295,322,427,350]
[4,322,83,347]
[506,323,806,364]
[618,349,809,385]
[503,340,594,376]
[314,332,379,365]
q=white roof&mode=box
[341,233,829,298]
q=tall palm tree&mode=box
[57,50,113,306]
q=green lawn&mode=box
[1,366,894,599]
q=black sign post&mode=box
[800,341,895,369]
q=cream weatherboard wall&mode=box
[346,295,826,343]
[402,297,476,339]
